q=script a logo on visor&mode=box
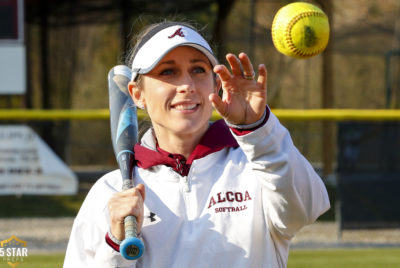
[168,28,185,39]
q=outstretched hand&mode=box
[209,52,267,125]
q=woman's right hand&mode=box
[210,53,267,126]
[107,184,146,241]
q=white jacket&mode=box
[64,112,330,268]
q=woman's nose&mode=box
[177,73,195,94]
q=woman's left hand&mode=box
[209,52,267,125]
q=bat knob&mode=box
[120,237,145,260]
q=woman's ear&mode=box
[128,81,145,109]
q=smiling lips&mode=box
[171,102,199,112]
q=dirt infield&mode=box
[0,217,73,254]
[1,218,399,254]
[292,221,400,249]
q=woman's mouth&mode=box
[170,102,201,114]
[173,103,198,111]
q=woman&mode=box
[64,21,330,268]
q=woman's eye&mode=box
[160,69,174,76]
[193,67,205,74]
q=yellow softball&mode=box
[271,2,330,59]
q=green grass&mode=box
[0,253,64,268]
[288,248,400,268]
[1,248,399,267]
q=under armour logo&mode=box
[168,28,185,38]
[147,212,157,222]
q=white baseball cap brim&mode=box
[131,24,218,81]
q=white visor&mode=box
[131,25,218,81]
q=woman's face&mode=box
[133,46,219,139]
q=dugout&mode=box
[337,121,400,230]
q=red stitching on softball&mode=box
[285,11,327,58]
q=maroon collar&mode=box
[134,120,238,175]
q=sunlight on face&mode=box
[140,46,218,141]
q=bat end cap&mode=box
[120,237,145,260]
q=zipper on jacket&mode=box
[183,176,190,192]
[174,157,190,176]
[173,157,191,192]
[182,164,196,220]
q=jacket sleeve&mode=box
[63,173,138,268]
[232,111,330,239]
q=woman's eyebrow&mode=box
[190,58,208,64]
[158,60,175,66]
[157,58,208,66]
